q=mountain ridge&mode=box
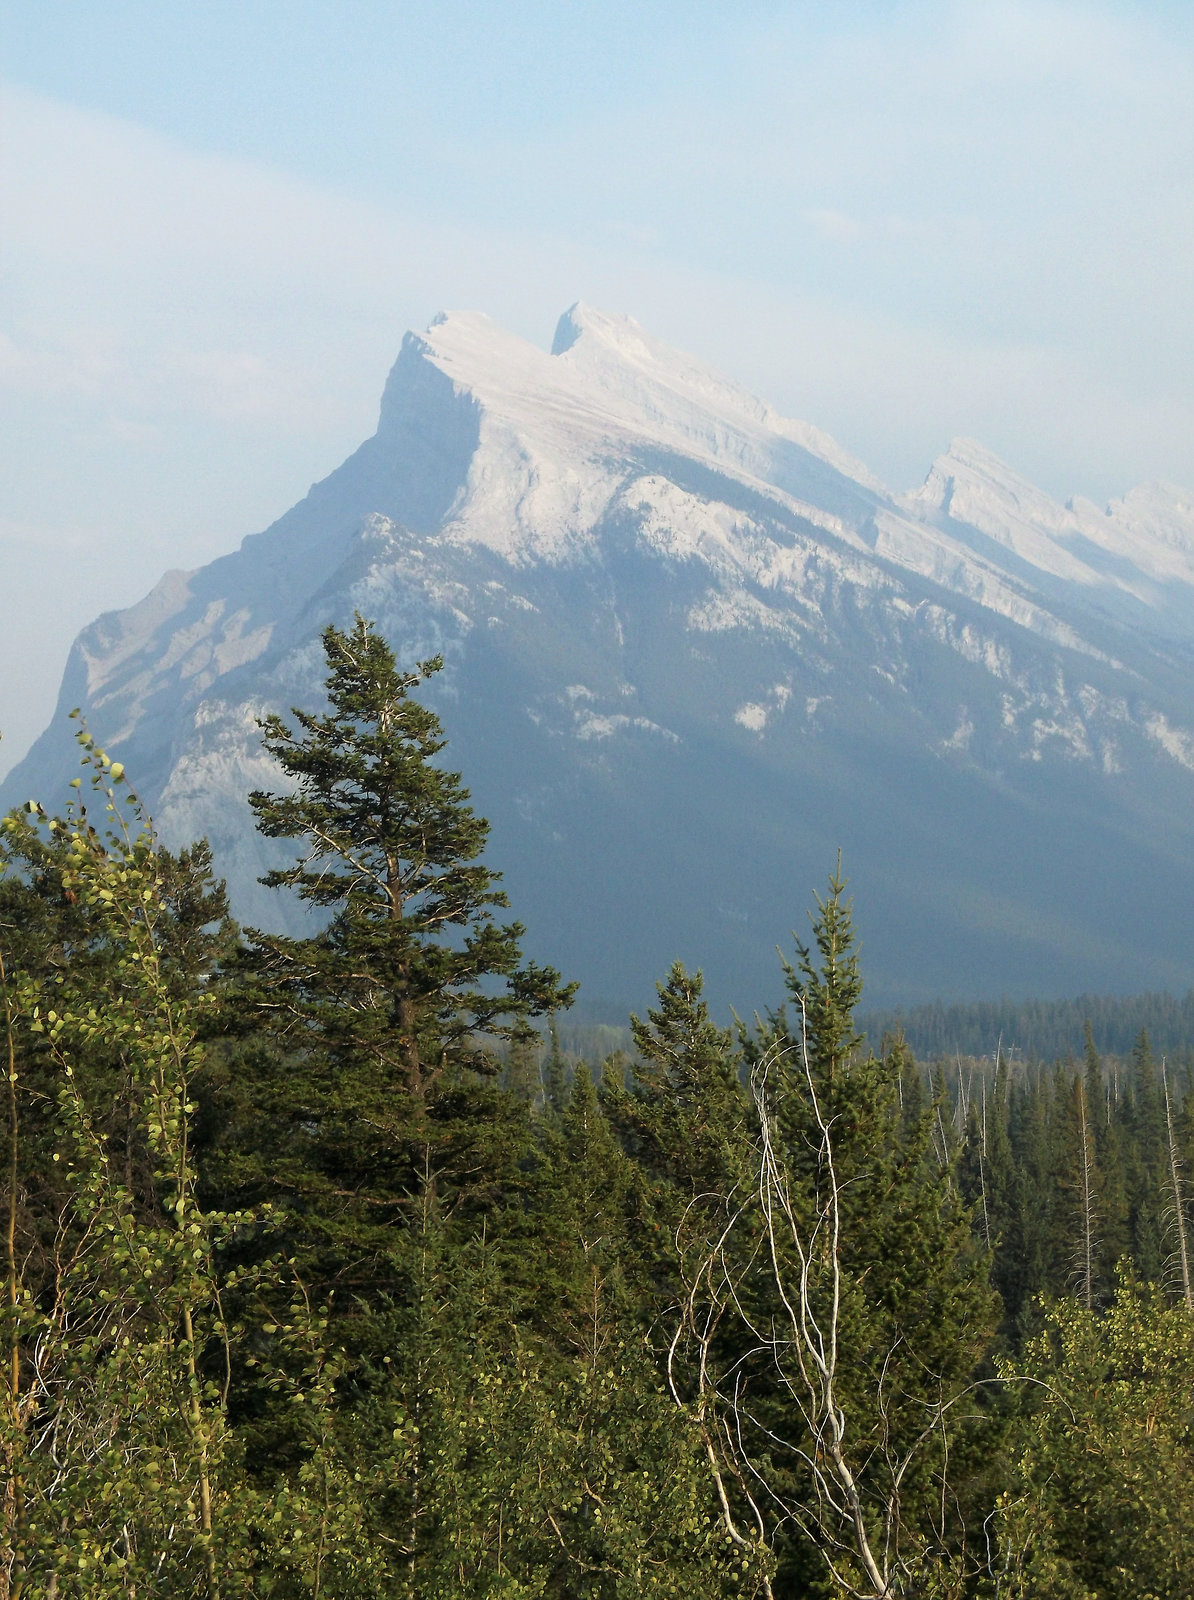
[6,304,1194,1013]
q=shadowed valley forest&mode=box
[4,617,1194,1599]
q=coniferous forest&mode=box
[4,617,1194,1599]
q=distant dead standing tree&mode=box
[1161,1060,1193,1312]
[1072,1075,1100,1312]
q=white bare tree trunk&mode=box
[1074,1078,1099,1311]
[668,1011,979,1600]
[1162,1061,1193,1313]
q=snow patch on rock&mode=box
[734,703,768,733]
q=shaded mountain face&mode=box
[6,304,1194,1013]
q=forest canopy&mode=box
[2,616,1192,1599]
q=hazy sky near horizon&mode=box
[2,0,1192,777]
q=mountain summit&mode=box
[7,306,1194,1010]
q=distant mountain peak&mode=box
[6,303,1194,1010]
[550,300,648,357]
[914,436,1066,515]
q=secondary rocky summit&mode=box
[8,305,1194,1009]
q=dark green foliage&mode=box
[640,877,1000,1596]
[506,1067,756,1598]
[780,854,863,1086]
[1125,1030,1166,1283]
[995,1278,1194,1600]
[1052,1069,1103,1309]
[501,1029,542,1104]
[246,613,573,1087]
[612,960,747,1198]
[8,627,1194,1598]
[864,988,1194,1062]
[215,616,574,1264]
[944,1018,1194,1344]
[889,1028,926,1140]
[541,1014,570,1118]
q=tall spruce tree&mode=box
[611,961,748,1201]
[664,873,996,1596]
[542,1014,570,1119]
[1080,1024,1132,1291]
[225,616,574,1258]
[209,617,577,1585]
[1053,1069,1104,1309]
[521,1064,753,1598]
[249,616,573,1084]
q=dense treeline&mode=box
[863,990,1194,1063]
[936,1032,1194,1337]
[2,617,1194,1599]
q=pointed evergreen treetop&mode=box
[612,962,747,1198]
[781,855,863,1085]
[247,614,575,1082]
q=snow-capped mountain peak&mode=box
[379,303,886,567]
[900,436,1194,623]
[6,305,1194,1009]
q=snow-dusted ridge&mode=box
[6,304,1194,1008]
[400,303,888,566]
[389,304,1194,646]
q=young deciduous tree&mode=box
[0,734,371,1598]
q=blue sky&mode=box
[1,0,1192,775]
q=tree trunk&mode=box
[1162,1062,1192,1312]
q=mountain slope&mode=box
[6,304,1194,1013]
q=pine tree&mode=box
[484,1064,752,1598]
[502,1029,542,1106]
[223,616,574,1257]
[210,617,577,1581]
[886,1029,925,1144]
[1054,1069,1103,1309]
[380,1009,757,1600]
[958,1100,993,1253]
[1087,1022,1132,1285]
[929,1060,957,1168]
[982,1051,1023,1332]
[249,616,573,1089]
[778,853,862,1088]
[542,1014,570,1118]
[1010,1068,1054,1332]
[664,872,997,1596]
[1161,1059,1193,1310]
[610,961,748,1201]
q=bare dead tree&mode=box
[666,1009,985,1600]
[1072,1076,1099,1312]
[1161,1060,1193,1313]
[933,1101,952,1170]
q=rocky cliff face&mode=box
[7,304,1194,1012]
